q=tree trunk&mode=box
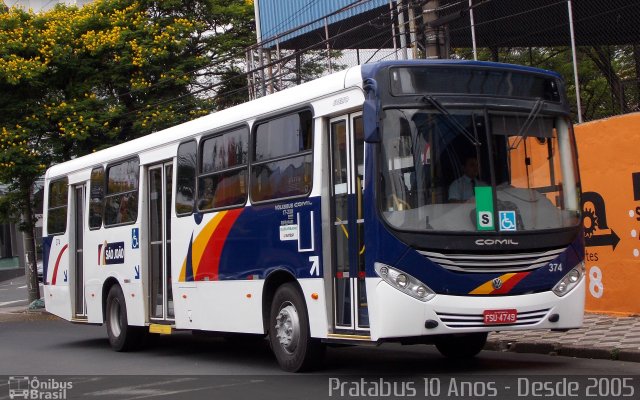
[22,188,40,303]
[295,52,301,85]
[584,46,628,114]
[490,47,499,62]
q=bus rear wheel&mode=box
[268,283,324,372]
[435,332,488,359]
[106,285,145,352]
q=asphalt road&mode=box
[0,275,42,308]
[0,318,639,400]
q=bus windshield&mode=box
[380,108,580,233]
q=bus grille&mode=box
[418,248,565,273]
[436,309,550,328]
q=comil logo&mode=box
[475,238,519,246]
[8,376,72,399]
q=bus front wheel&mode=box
[268,283,324,372]
[435,332,488,359]
[105,285,144,352]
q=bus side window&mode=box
[89,167,104,229]
[47,178,69,235]
[176,140,196,215]
[104,158,139,227]
[250,110,313,203]
[197,127,248,211]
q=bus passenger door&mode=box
[72,184,86,318]
[148,162,174,322]
[329,113,369,332]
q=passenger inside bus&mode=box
[117,196,130,223]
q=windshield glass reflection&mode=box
[380,109,580,232]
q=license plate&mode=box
[483,309,517,325]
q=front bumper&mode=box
[365,276,585,341]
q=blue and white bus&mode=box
[43,60,585,372]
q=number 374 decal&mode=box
[548,262,563,272]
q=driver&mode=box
[448,156,486,202]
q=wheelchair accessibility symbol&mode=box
[499,211,517,232]
[132,228,140,249]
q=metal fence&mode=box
[245,0,640,123]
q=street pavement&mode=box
[2,318,639,400]
[1,306,639,364]
[1,274,639,364]
[0,275,42,309]
[488,313,640,363]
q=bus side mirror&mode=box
[363,78,380,143]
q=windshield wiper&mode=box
[509,98,545,150]
[422,95,480,146]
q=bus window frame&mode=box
[47,177,69,236]
[88,165,105,231]
[103,156,140,228]
[249,108,315,205]
[196,124,250,213]
[175,139,198,217]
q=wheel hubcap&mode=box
[274,303,300,354]
[109,300,122,337]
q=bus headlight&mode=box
[374,262,435,302]
[552,262,585,297]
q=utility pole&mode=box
[422,0,443,59]
[397,0,409,59]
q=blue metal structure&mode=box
[255,0,389,45]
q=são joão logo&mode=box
[98,241,125,265]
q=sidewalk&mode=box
[0,305,58,322]
[1,305,639,362]
[487,313,640,362]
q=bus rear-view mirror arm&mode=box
[363,78,381,143]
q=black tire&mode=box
[435,332,488,359]
[105,284,145,352]
[268,283,325,372]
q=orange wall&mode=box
[575,112,640,315]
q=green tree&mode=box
[213,65,250,109]
[0,0,254,302]
[452,44,640,122]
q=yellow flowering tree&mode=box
[0,0,254,302]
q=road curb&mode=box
[486,339,640,363]
[513,341,557,354]
[618,350,640,362]
[557,345,616,360]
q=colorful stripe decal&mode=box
[469,272,531,295]
[196,209,242,280]
[51,244,68,285]
[179,209,243,282]
[179,233,194,282]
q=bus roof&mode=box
[361,59,564,81]
[45,59,562,179]
[45,64,363,179]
